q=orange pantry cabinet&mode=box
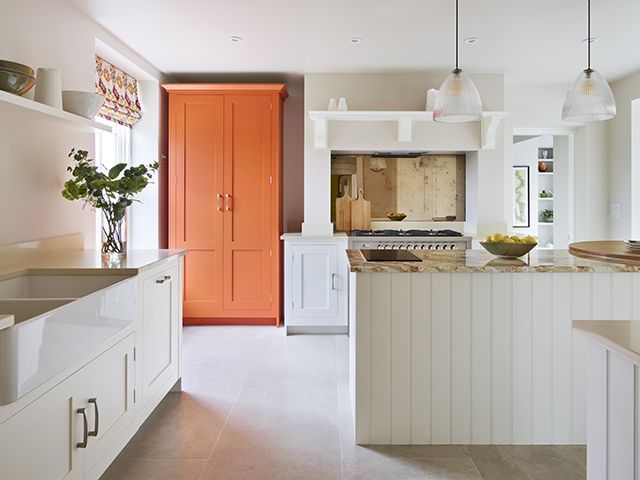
[164,84,287,325]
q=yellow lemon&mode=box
[510,235,521,243]
[503,238,516,243]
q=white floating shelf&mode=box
[0,90,111,133]
[539,222,555,226]
[308,110,508,150]
[539,172,554,176]
[538,197,554,201]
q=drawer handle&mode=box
[88,398,99,437]
[225,193,232,211]
[76,408,88,448]
[331,273,337,290]
[156,278,166,284]
[216,194,222,212]
[164,275,172,280]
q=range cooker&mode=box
[349,229,472,251]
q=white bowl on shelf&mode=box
[62,91,104,119]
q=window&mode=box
[94,118,132,248]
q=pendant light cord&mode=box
[587,0,591,70]
[455,0,459,71]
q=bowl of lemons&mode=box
[480,233,537,258]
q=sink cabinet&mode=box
[0,334,134,480]
[0,254,184,480]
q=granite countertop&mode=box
[0,249,186,281]
[347,249,640,273]
[573,321,640,366]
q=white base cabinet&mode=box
[282,234,348,334]
[0,255,184,480]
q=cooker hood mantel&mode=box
[308,110,508,150]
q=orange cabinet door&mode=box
[222,94,274,315]
[169,93,225,318]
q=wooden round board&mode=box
[569,241,640,263]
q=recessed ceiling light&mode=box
[582,37,597,44]
[464,37,479,45]
[348,37,362,45]
[228,36,244,44]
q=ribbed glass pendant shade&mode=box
[561,68,616,122]
[433,69,483,123]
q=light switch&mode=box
[611,202,622,219]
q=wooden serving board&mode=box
[351,189,371,231]
[335,185,352,232]
[569,241,640,263]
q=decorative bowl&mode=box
[0,60,36,96]
[62,91,104,119]
[386,212,407,221]
[480,242,536,258]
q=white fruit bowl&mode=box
[62,91,104,119]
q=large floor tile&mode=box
[100,458,205,480]
[496,445,586,480]
[121,393,228,459]
[227,377,339,428]
[201,425,341,480]
[342,456,482,480]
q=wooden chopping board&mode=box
[335,185,352,232]
[569,241,640,263]
[351,189,371,231]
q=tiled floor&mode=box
[101,327,586,480]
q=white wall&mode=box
[303,72,508,236]
[608,71,640,240]
[0,0,163,247]
[506,84,610,241]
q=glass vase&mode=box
[101,211,127,263]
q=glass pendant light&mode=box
[562,0,616,122]
[433,0,483,123]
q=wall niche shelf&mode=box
[308,110,508,150]
[0,90,111,133]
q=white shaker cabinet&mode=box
[138,262,181,413]
[282,234,348,334]
[0,334,134,480]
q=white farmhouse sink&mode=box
[0,274,130,298]
[0,274,136,404]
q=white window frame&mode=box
[94,118,132,249]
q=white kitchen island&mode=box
[347,249,640,445]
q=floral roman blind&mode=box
[95,55,142,128]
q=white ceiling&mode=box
[70,0,640,84]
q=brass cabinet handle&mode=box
[225,193,232,211]
[216,194,222,212]
[77,408,88,448]
[88,398,99,437]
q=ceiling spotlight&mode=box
[349,37,362,45]
[228,36,244,44]
[464,37,480,45]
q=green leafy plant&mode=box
[61,148,159,256]
[541,209,554,222]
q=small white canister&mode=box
[34,68,62,109]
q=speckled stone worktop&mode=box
[347,248,640,273]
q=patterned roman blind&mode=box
[95,55,142,128]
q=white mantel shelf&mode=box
[0,90,112,133]
[308,110,508,150]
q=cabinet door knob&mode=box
[76,407,88,448]
[156,278,166,284]
[88,398,99,437]
[225,193,232,211]
[216,194,223,212]
[164,275,172,280]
